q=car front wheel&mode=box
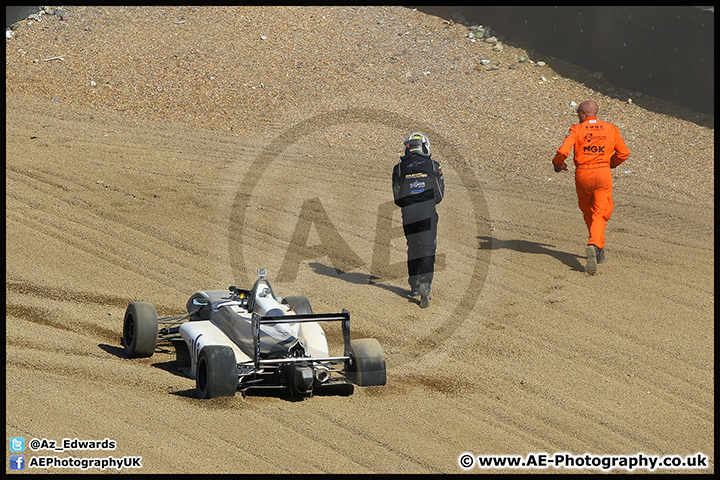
[196,345,238,399]
[122,302,158,358]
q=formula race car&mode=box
[121,269,386,399]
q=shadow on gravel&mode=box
[98,343,126,358]
[103,345,357,402]
[243,383,354,401]
[477,236,585,272]
[307,261,419,306]
[99,343,176,359]
[168,384,354,403]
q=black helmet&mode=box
[404,132,430,157]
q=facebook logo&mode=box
[9,436,25,452]
[9,455,25,470]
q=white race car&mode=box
[121,269,386,398]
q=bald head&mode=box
[578,100,598,116]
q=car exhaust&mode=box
[314,365,331,383]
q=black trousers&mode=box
[402,214,438,290]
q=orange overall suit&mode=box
[552,117,629,250]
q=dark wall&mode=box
[6,6,42,26]
[418,6,714,114]
[7,6,713,114]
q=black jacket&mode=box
[392,153,444,223]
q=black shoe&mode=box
[585,245,598,275]
[419,283,431,308]
[597,247,606,264]
[410,288,420,297]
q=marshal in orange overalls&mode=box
[553,116,629,250]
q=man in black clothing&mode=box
[392,132,445,308]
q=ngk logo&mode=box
[583,145,605,154]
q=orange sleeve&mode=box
[553,126,576,165]
[610,125,630,168]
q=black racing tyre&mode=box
[281,295,313,315]
[347,338,386,386]
[122,302,158,358]
[196,345,238,399]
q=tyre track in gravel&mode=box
[469,289,713,424]
[6,168,220,295]
[6,302,118,344]
[476,183,713,410]
[7,112,714,472]
[238,174,710,465]
[434,177,714,462]
[5,278,180,338]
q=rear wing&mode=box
[250,310,351,369]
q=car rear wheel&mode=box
[196,345,238,399]
[347,338,386,386]
[122,302,158,358]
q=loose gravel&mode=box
[6,6,714,206]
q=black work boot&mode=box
[585,245,598,275]
[419,283,431,308]
[597,247,606,264]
